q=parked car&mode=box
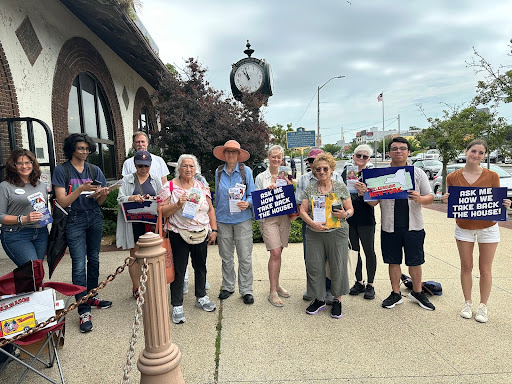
[342,159,375,172]
[432,163,512,197]
[410,149,441,163]
[489,150,504,163]
[456,152,466,163]
[413,160,442,179]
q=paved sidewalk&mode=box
[1,206,512,383]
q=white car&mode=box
[411,149,441,162]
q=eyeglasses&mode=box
[355,153,369,160]
[76,146,91,153]
[136,164,150,168]
[307,158,315,163]
[315,167,330,173]
[15,161,33,167]
[181,164,195,169]
[390,146,408,152]
[224,150,239,155]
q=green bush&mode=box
[101,189,118,236]
[252,217,303,243]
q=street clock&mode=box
[230,41,273,102]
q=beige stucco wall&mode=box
[0,0,156,156]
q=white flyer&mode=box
[182,187,202,219]
[229,187,242,213]
[346,165,359,193]
[312,195,326,223]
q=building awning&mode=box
[60,0,168,89]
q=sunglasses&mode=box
[315,167,330,173]
[355,153,369,160]
[136,164,150,168]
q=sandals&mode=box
[268,292,284,307]
[276,286,290,298]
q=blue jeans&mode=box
[66,208,103,314]
[0,226,48,267]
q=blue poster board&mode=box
[447,186,507,221]
[251,185,297,220]
[122,200,158,224]
[362,166,415,201]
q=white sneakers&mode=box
[460,301,472,319]
[475,303,488,323]
[460,301,488,323]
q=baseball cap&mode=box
[307,148,324,159]
[134,150,152,166]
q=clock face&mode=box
[234,62,264,93]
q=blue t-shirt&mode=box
[51,162,106,211]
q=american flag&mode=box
[377,92,383,102]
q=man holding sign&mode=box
[363,137,435,311]
[442,139,511,323]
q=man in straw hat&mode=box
[213,140,256,305]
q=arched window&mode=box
[68,72,116,178]
[138,106,156,145]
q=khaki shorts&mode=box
[260,215,291,251]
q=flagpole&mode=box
[381,92,385,162]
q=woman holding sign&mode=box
[442,139,511,323]
[0,149,50,266]
[256,145,295,307]
[116,150,162,298]
[299,152,353,318]
[159,154,218,324]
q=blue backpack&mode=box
[400,274,442,296]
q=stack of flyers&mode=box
[312,195,326,223]
[27,192,53,225]
[229,183,246,214]
[346,165,360,193]
[182,187,202,219]
[276,166,289,187]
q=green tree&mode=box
[269,123,293,150]
[468,41,512,108]
[322,143,341,156]
[155,58,269,180]
[416,106,507,193]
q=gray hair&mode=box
[354,144,373,157]
[175,154,201,178]
[268,144,284,158]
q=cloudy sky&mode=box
[138,0,512,145]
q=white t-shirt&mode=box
[122,154,170,179]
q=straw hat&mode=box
[213,140,250,162]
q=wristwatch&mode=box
[345,211,351,219]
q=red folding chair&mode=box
[0,260,85,384]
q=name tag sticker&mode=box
[14,189,25,195]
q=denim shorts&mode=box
[454,223,500,243]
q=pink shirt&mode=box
[159,179,212,233]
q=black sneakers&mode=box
[79,312,93,333]
[364,284,375,300]
[382,292,403,308]
[408,291,435,311]
[331,299,343,319]
[306,299,326,315]
[86,296,112,309]
[349,281,365,295]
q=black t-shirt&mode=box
[342,169,376,226]
[394,198,409,231]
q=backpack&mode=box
[400,274,443,296]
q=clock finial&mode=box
[244,40,254,58]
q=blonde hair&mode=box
[313,152,336,171]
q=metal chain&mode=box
[121,257,149,384]
[0,256,134,348]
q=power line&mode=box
[294,90,317,127]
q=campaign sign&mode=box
[447,186,507,221]
[122,200,158,224]
[362,166,415,201]
[252,185,297,220]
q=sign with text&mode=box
[447,186,507,221]
[286,127,316,149]
[251,185,297,220]
[122,200,158,224]
[362,166,415,201]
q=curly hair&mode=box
[63,133,97,160]
[175,154,201,178]
[312,152,336,171]
[5,149,41,187]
